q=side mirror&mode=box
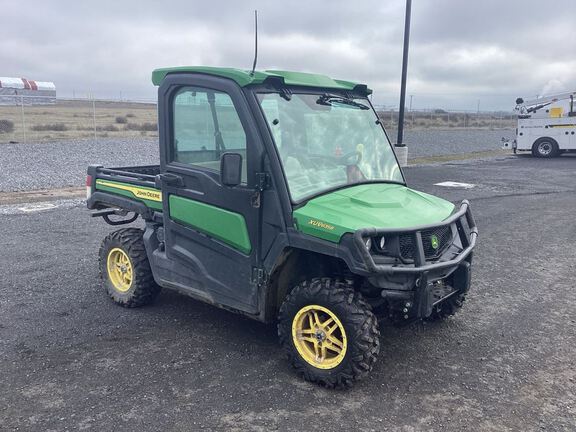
[220,152,242,187]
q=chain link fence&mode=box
[373,106,516,131]
[0,95,158,144]
[0,95,516,145]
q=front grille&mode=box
[399,225,453,261]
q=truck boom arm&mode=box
[516,90,576,115]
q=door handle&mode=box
[155,173,184,188]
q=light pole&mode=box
[395,0,412,167]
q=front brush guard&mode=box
[353,200,478,318]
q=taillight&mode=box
[86,175,93,199]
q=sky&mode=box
[1,0,575,111]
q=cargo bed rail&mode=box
[92,165,160,189]
[87,164,163,224]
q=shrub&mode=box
[125,122,157,131]
[0,119,15,133]
[98,124,119,132]
[31,123,68,132]
[115,116,128,124]
[125,113,135,118]
[141,122,157,131]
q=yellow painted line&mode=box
[95,179,162,202]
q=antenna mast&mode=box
[250,10,258,76]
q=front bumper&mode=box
[502,138,517,152]
[353,200,477,275]
[353,200,478,318]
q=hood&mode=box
[292,183,455,243]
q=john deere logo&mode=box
[430,234,440,250]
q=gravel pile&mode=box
[0,129,514,192]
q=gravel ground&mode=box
[0,129,514,192]
[0,137,158,192]
[390,128,514,157]
[1,156,575,431]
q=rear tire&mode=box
[532,138,559,158]
[278,278,380,388]
[99,228,161,307]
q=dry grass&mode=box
[0,99,158,143]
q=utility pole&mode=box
[409,94,413,112]
[91,92,97,144]
[395,0,412,167]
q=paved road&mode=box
[1,155,575,431]
[0,129,513,192]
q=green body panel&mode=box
[151,66,371,95]
[95,179,163,211]
[169,195,252,254]
[292,184,455,243]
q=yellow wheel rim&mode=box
[292,305,347,370]
[106,248,133,293]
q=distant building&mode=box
[0,77,56,105]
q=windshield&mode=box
[257,92,404,202]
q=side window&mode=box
[172,87,247,179]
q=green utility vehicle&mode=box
[87,66,477,388]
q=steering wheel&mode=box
[336,144,365,166]
[306,151,358,166]
[337,150,362,166]
[289,144,366,169]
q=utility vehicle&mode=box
[502,90,576,157]
[87,66,477,388]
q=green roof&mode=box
[151,66,372,95]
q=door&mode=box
[157,74,263,314]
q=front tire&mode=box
[99,228,161,307]
[278,278,380,388]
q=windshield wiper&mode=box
[316,94,369,110]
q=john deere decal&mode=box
[430,234,440,250]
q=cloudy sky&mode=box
[1,0,574,110]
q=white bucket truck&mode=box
[503,90,576,157]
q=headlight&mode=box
[378,236,386,250]
[364,237,372,251]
